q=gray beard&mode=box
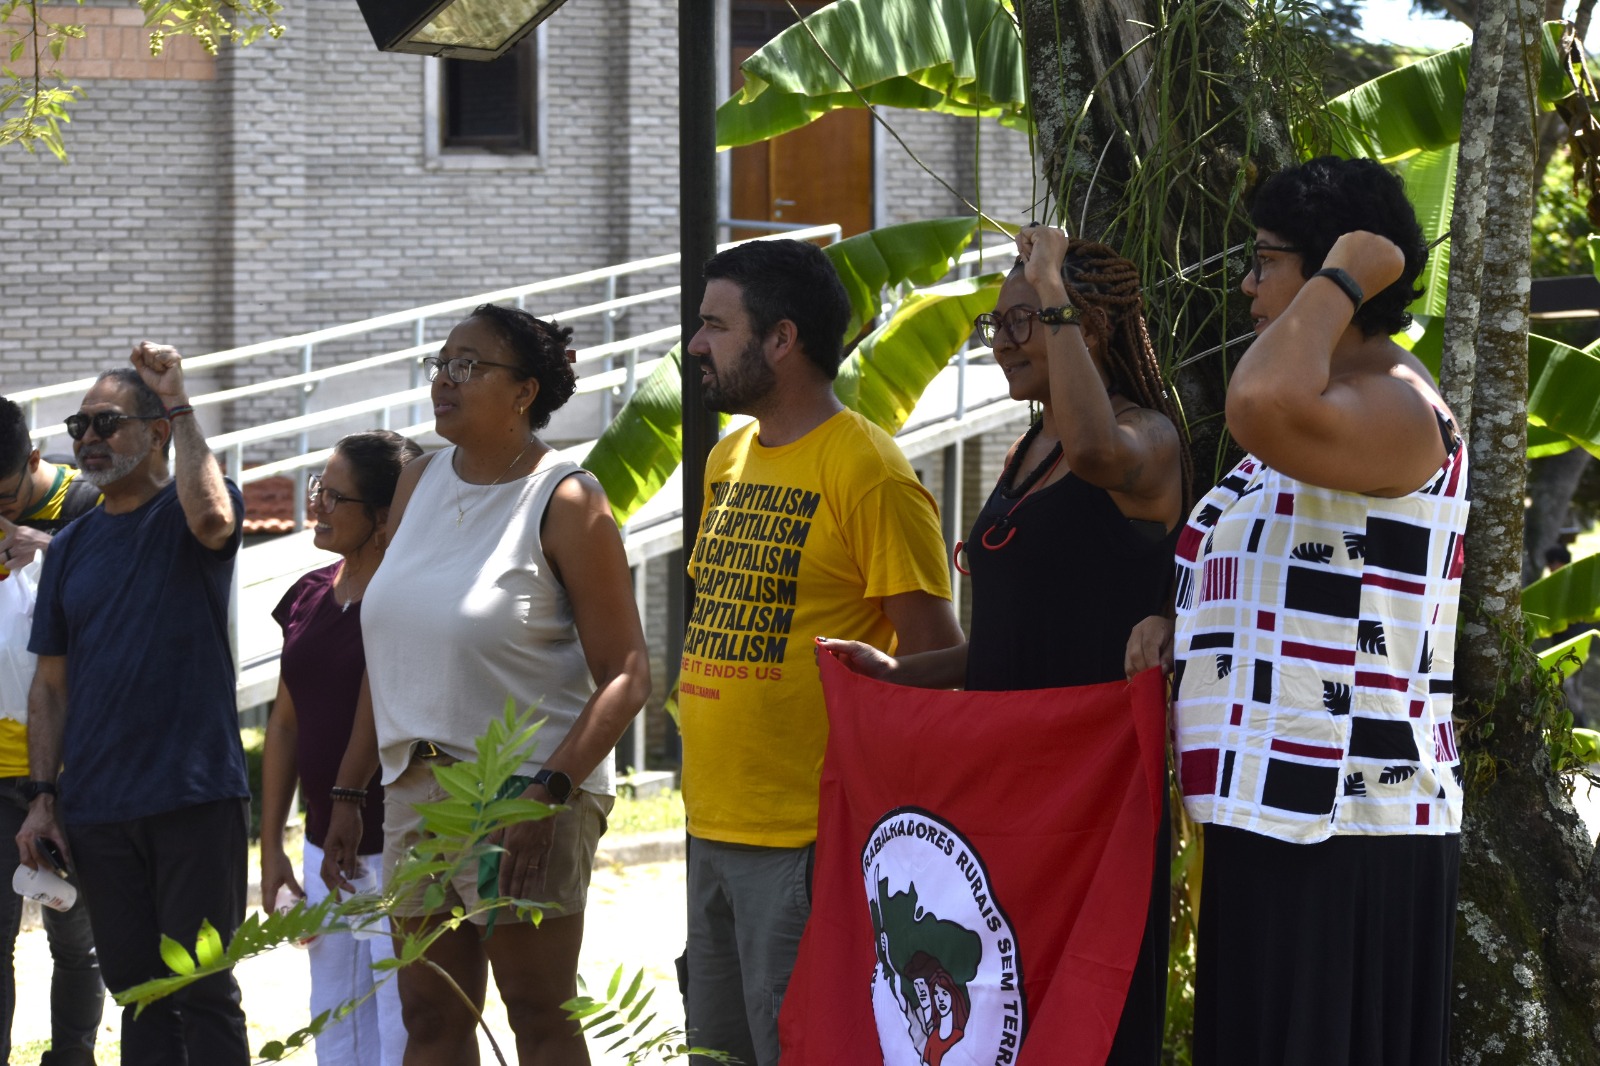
[76,449,146,488]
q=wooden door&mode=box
[729,2,873,242]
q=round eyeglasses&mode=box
[974,307,1045,347]
[421,355,522,384]
[307,474,368,514]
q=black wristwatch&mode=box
[1037,304,1082,327]
[531,769,574,805]
[19,779,58,803]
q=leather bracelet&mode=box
[330,786,368,803]
[1312,267,1364,309]
[165,404,195,420]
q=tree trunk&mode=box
[1440,0,1600,1058]
[1017,0,1298,485]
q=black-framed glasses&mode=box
[63,411,163,441]
[974,306,1044,347]
[1248,242,1303,284]
[0,467,28,506]
[307,474,368,515]
[421,355,522,384]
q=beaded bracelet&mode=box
[330,786,368,803]
[165,404,196,420]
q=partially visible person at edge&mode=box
[321,304,649,1066]
[1125,156,1470,1066]
[261,430,422,1066]
[0,397,105,1066]
[680,238,964,1066]
[17,345,252,1065]
[820,224,1189,1064]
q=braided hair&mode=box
[1011,240,1195,506]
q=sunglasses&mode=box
[64,412,163,441]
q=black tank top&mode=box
[963,469,1178,691]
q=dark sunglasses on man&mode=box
[63,411,164,441]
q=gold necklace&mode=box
[453,440,532,527]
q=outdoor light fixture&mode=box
[355,0,574,61]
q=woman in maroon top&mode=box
[260,430,421,1066]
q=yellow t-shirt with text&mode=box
[680,411,952,847]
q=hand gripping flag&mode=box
[779,653,1168,1066]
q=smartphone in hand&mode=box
[37,837,70,879]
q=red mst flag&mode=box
[778,653,1168,1066]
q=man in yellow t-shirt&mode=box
[680,240,964,1065]
[0,396,104,1065]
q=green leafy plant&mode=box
[1,0,282,159]
[116,702,705,1064]
[564,965,731,1066]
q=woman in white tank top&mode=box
[321,304,650,1066]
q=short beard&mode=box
[702,335,776,414]
[77,446,149,488]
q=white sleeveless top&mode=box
[362,447,610,794]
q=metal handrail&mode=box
[15,222,846,444]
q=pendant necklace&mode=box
[335,557,373,613]
[454,440,532,527]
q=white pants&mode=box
[302,839,406,1066]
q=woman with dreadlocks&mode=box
[819,222,1188,1063]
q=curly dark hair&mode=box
[467,303,577,431]
[335,430,423,520]
[0,397,33,480]
[1009,240,1195,507]
[702,239,852,380]
[1249,156,1428,338]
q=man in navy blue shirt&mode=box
[16,343,251,1066]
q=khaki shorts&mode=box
[382,754,612,924]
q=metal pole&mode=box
[679,0,719,631]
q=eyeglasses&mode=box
[307,474,369,514]
[974,306,1044,347]
[307,474,368,514]
[64,411,163,441]
[421,355,522,384]
[1248,242,1303,284]
[0,469,28,506]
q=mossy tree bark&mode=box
[1440,0,1600,1059]
[1015,0,1299,483]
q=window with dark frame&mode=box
[440,36,537,153]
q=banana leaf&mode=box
[1527,424,1579,459]
[1525,553,1600,638]
[1528,334,1600,460]
[834,273,1004,432]
[1539,627,1600,681]
[585,348,687,526]
[716,0,1027,149]
[1590,235,1599,281]
[1325,22,1571,162]
[1398,146,1456,319]
[823,216,983,339]
[1573,728,1600,765]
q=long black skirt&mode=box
[1193,825,1460,1066]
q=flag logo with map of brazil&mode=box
[864,808,1023,1065]
[780,654,1167,1065]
